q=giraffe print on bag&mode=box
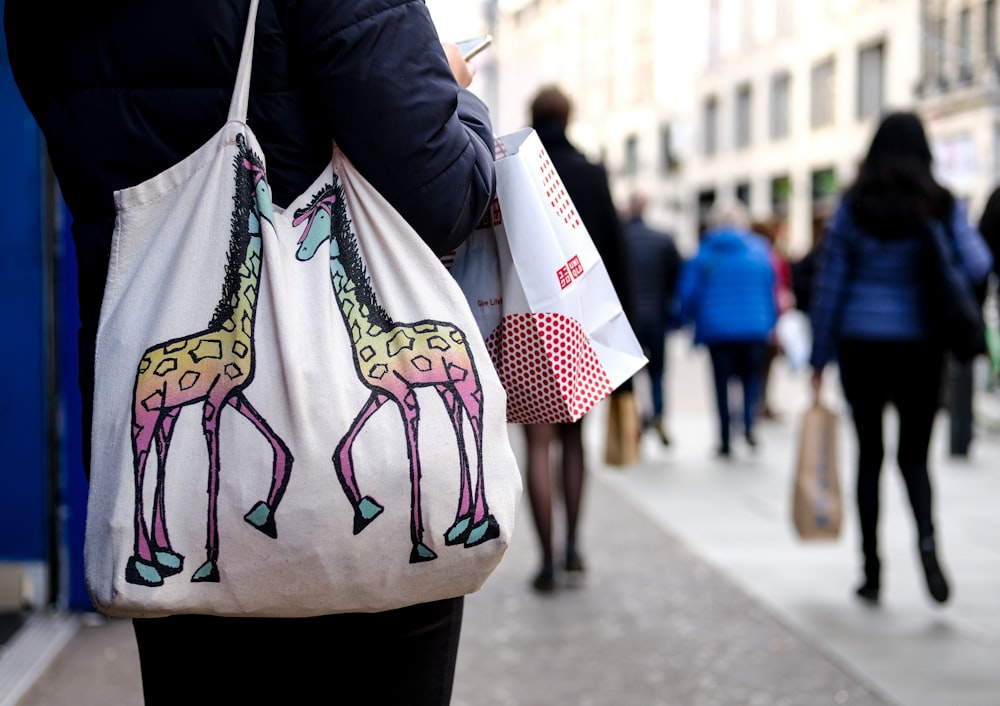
[126,135,293,588]
[292,178,500,563]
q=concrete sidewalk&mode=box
[4,340,1000,705]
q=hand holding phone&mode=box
[456,34,492,61]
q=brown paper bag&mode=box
[604,391,641,467]
[791,399,842,540]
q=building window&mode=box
[698,189,717,237]
[659,124,680,174]
[735,83,752,149]
[857,41,884,120]
[770,174,791,219]
[769,71,791,140]
[624,134,639,176]
[736,181,751,207]
[957,7,972,83]
[704,95,719,156]
[810,57,835,129]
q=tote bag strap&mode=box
[227,0,261,124]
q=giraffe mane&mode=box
[329,176,393,330]
[209,135,260,330]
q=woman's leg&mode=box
[524,423,557,590]
[707,343,734,455]
[838,340,889,599]
[558,420,586,571]
[739,340,768,445]
[892,342,949,602]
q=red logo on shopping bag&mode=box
[477,197,503,229]
[556,256,584,289]
[538,150,581,230]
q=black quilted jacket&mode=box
[5,0,495,463]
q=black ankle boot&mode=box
[919,539,950,604]
[855,557,880,604]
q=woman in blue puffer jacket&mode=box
[677,199,778,457]
[809,111,992,607]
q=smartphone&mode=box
[456,34,492,61]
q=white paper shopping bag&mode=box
[450,128,646,424]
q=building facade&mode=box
[495,0,1000,257]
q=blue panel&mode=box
[58,207,93,611]
[0,8,49,561]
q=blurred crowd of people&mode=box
[521,84,998,612]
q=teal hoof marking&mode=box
[191,560,220,583]
[353,497,384,535]
[410,543,438,563]
[153,550,184,577]
[125,556,163,587]
[465,515,500,547]
[245,501,277,538]
[445,516,472,545]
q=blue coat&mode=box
[808,200,993,370]
[677,226,777,345]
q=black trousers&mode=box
[707,340,767,449]
[837,339,945,564]
[132,596,464,705]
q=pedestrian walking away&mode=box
[521,85,634,593]
[623,187,683,446]
[677,199,777,458]
[808,111,992,606]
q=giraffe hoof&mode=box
[125,556,163,587]
[353,496,384,535]
[444,515,472,546]
[153,549,185,577]
[410,543,438,563]
[245,501,277,539]
[191,560,220,583]
[465,515,500,547]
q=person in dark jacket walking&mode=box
[623,188,682,445]
[677,199,777,457]
[809,111,992,606]
[4,1,495,704]
[522,85,633,592]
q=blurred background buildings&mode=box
[430,0,1000,256]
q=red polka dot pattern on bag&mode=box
[484,313,613,424]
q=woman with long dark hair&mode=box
[809,112,992,605]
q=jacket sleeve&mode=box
[951,201,993,286]
[808,205,852,371]
[292,0,495,255]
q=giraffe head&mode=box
[292,184,339,261]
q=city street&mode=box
[3,337,1000,705]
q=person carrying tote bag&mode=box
[808,112,992,606]
[5,1,509,703]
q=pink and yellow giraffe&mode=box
[292,180,499,563]
[126,136,293,587]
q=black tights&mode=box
[524,421,585,570]
[838,340,944,568]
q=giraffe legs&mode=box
[441,380,498,549]
[228,392,294,539]
[397,389,436,563]
[334,391,387,535]
[126,407,186,587]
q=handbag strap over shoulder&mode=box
[228,0,261,125]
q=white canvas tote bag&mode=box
[85,0,521,618]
